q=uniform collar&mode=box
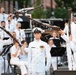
[71,22,75,24]
[34,39,41,42]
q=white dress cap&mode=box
[32,27,45,33]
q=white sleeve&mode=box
[72,38,76,43]
[23,30,26,37]
[63,25,67,33]
[10,47,15,55]
[28,43,32,72]
[61,34,69,43]
[45,44,51,71]
[16,49,21,57]
[21,30,26,39]
[24,48,28,53]
[70,41,76,52]
[3,39,13,45]
[10,46,20,57]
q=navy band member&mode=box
[10,40,27,75]
[28,27,50,75]
[0,35,13,75]
[14,23,26,43]
[59,17,76,70]
[48,38,57,71]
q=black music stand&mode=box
[19,21,30,29]
[50,47,66,69]
[53,39,60,47]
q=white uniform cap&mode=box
[32,27,45,33]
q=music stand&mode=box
[50,47,66,69]
[53,39,60,47]
[19,21,30,29]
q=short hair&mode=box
[48,38,53,43]
[21,40,26,44]
[13,39,19,45]
[16,22,21,27]
[1,21,5,23]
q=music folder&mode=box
[19,21,30,29]
[53,39,60,47]
[50,47,66,57]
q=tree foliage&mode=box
[12,0,76,19]
[32,0,46,18]
[13,0,31,8]
[54,0,76,19]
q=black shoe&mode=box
[58,63,63,67]
[51,71,55,75]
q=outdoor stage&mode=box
[50,66,76,75]
[1,65,76,75]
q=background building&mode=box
[0,0,56,13]
[0,0,13,13]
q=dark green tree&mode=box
[45,7,52,18]
[13,0,31,8]
[32,0,46,18]
[54,0,76,19]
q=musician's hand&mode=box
[17,46,21,50]
[69,34,72,41]
[59,29,65,35]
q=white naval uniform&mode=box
[19,47,28,62]
[13,17,23,26]
[28,40,50,75]
[70,22,76,70]
[0,13,8,22]
[61,34,73,70]
[47,44,57,75]
[62,22,76,70]
[48,44,57,71]
[10,45,27,75]
[0,29,5,39]
[5,20,16,32]
[14,29,26,43]
[0,39,13,75]
[19,47,28,70]
[0,27,9,39]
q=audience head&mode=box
[52,30,58,38]
[16,22,21,29]
[21,40,27,47]
[48,38,54,46]
[0,7,5,13]
[1,21,5,28]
